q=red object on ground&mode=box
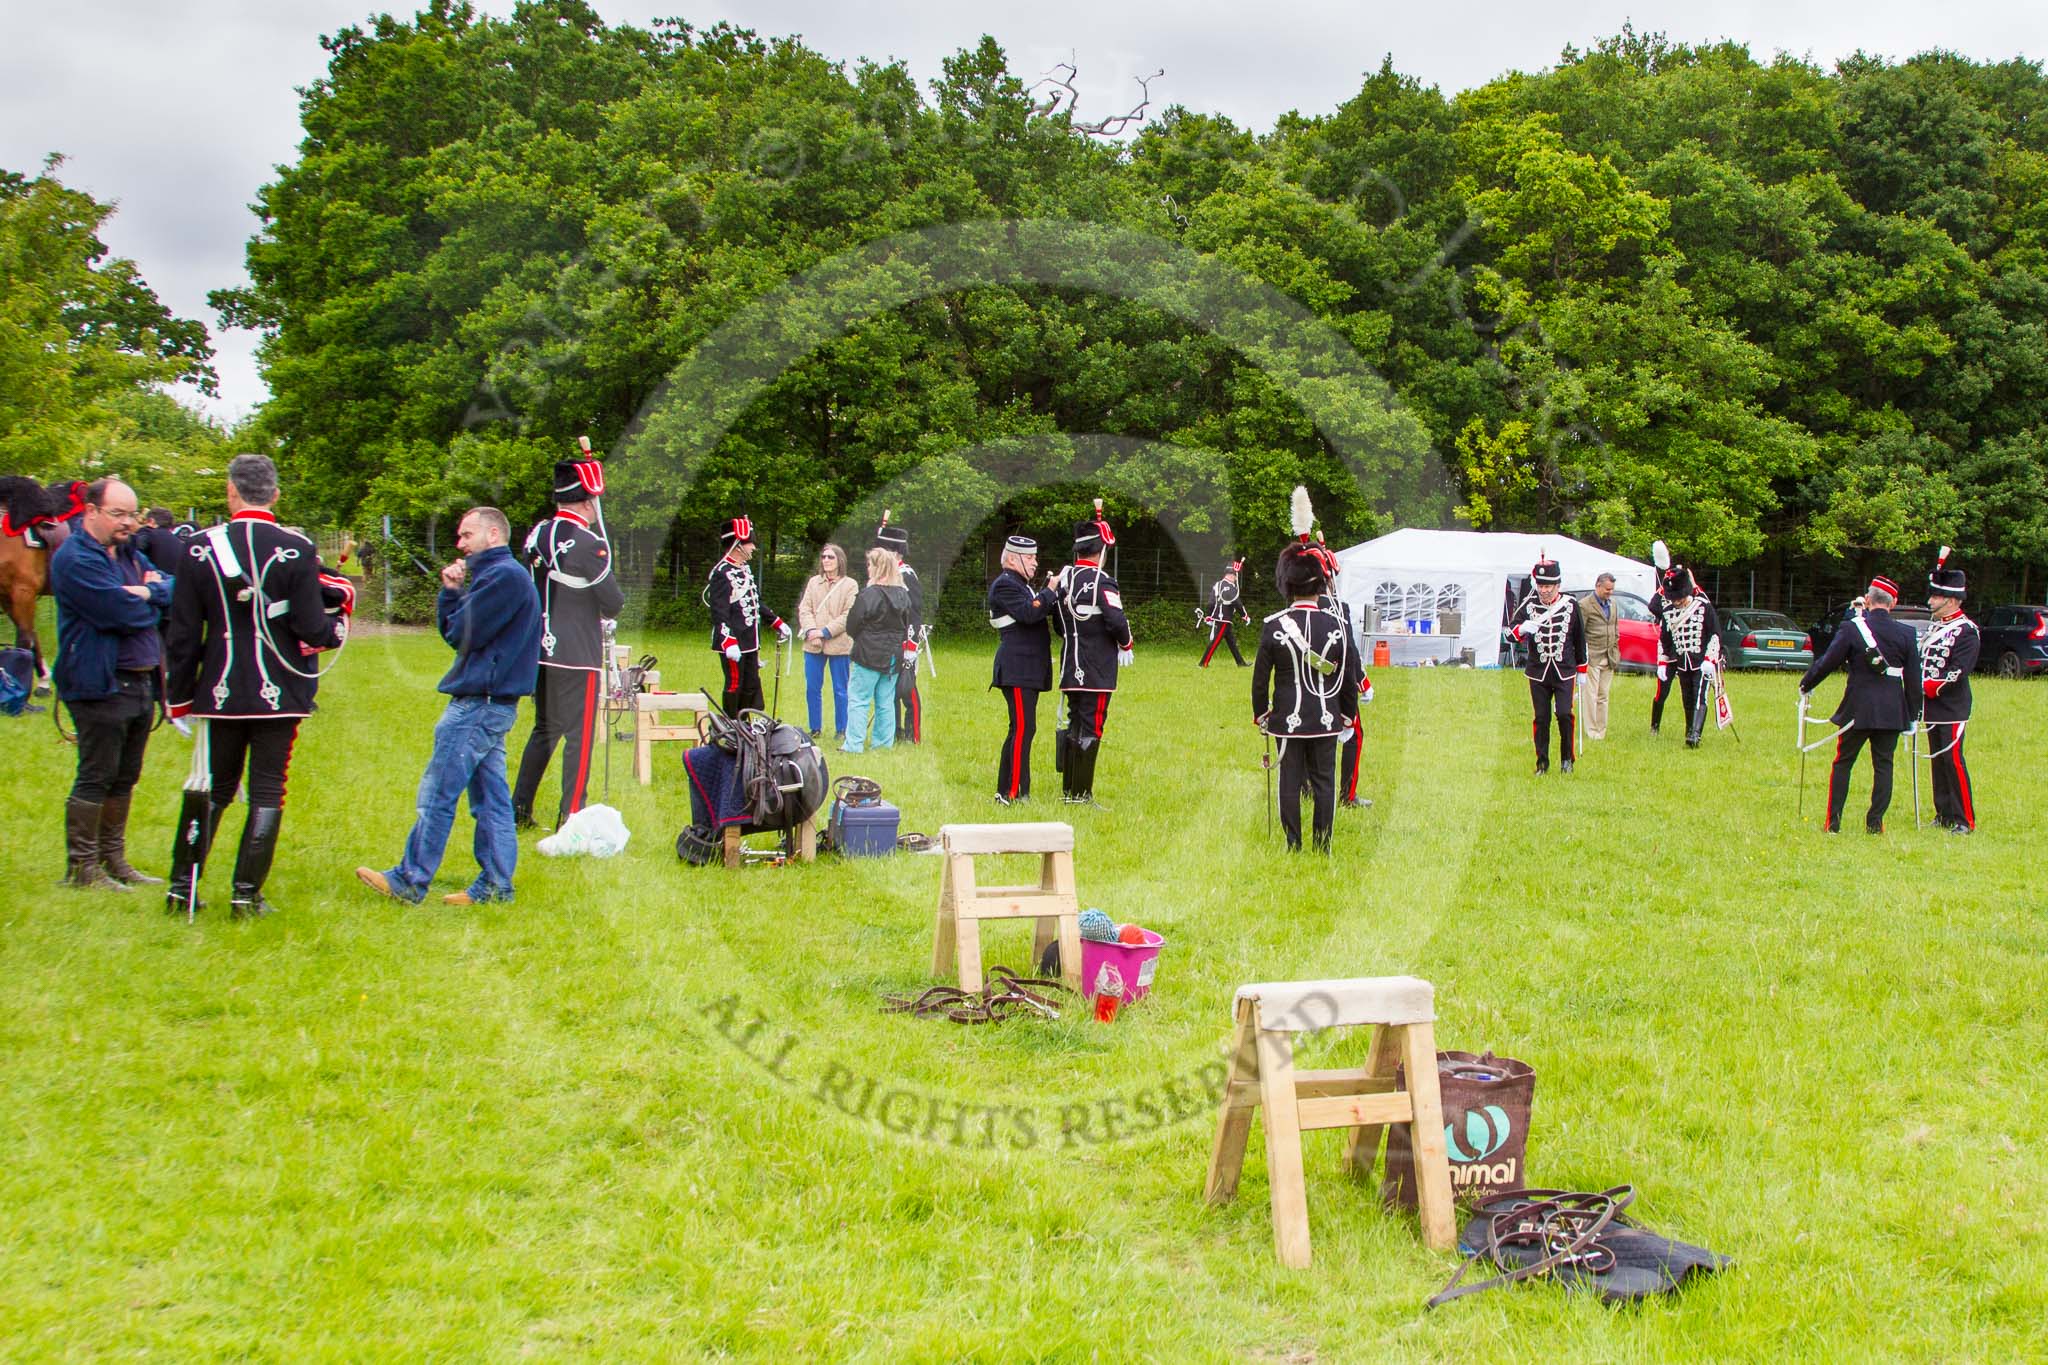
[1117,923,1146,944]
[1093,963,1125,1022]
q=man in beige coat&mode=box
[1578,573,1622,741]
[798,545,857,739]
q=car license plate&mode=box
[1766,639,1795,650]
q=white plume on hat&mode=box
[1291,485,1314,539]
[1652,539,1670,571]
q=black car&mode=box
[1977,604,2048,678]
[1806,600,1932,656]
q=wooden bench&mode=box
[931,822,1082,993]
[1204,975,1455,1267]
[633,690,712,785]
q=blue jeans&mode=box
[843,663,897,753]
[386,696,520,903]
[805,651,850,736]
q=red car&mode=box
[1589,588,1662,673]
[1501,587,1661,672]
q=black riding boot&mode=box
[98,793,163,886]
[165,796,229,916]
[230,805,284,919]
[1063,737,1100,804]
[64,798,126,891]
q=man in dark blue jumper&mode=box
[356,507,541,905]
[49,478,173,889]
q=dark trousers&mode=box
[1341,713,1363,800]
[1652,668,1673,728]
[1927,723,1974,830]
[1826,727,1899,831]
[66,672,154,803]
[512,665,600,824]
[1278,733,1337,852]
[1059,690,1110,799]
[1677,668,1705,740]
[720,651,764,718]
[995,685,1039,799]
[897,662,922,743]
[1528,675,1575,766]
[1200,621,1246,667]
[209,716,302,807]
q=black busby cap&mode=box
[1929,545,1966,597]
[1531,555,1562,586]
[1663,565,1695,599]
[1276,542,1329,599]
[1073,518,1104,554]
[553,437,605,504]
[719,514,755,548]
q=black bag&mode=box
[1428,1186,1731,1308]
[703,707,829,831]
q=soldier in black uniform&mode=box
[1647,567,1675,732]
[1921,549,1979,833]
[511,447,626,829]
[1656,565,1723,749]
[1253,506,1362,853]
[1799,574,1923,834]
[987,534,1058,804]
[164,454,352,917]
[1507,555,1587,774]
[1200,558,1251,667]
[704,514,790,717]
[1051,508,1133,805]
[876,516,924,744]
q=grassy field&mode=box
[2,620,2043,1361]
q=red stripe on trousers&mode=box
[1826,731,1844,827]
[1094,693,1107,738]
[277,727,298,808]
[569,671,596,813]
[1201,626,1222,666]
[1008,688,1026,797]
[1953,736,1974,828]
[1345,715,1361,799]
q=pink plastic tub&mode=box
[1080,929,1166,1002]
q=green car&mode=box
[1718,609,1814,670]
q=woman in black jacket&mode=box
[841,546,913,752]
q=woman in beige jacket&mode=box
[797,544,857,738]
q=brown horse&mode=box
[0,476,87,679]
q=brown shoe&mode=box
[441,891,475,906]
[355,866,394,898]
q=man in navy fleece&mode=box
[356,507,541,905]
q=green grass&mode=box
[2,621,2044,1360]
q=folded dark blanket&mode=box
[681,741,748,829]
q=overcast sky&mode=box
[4,1,2043,421]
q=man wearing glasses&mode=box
[48,478,171,890]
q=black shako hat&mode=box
[1663,565,1695,599]
[1531,554,1562,586]
[1929,545,1966,598]
[718,514,754,548]
[553,437,605,506]
[1277,542,1329,599]
[874,509,908,555]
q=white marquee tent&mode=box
[1331,528,1656,667]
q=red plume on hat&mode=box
[1091,497,1115,547]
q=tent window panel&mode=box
[1406,583,1435,632]
[1437,584,1465,636]
[1371,581,1402,632]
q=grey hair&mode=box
[227,453,278,506]
[1595,572,1616,586]
[1866,585,1896,608]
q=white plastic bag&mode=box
[537,803,631,858]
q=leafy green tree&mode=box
[1,159,213,476]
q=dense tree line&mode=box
[196,5,2048,606]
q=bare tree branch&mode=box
[1027,56,1164,139]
